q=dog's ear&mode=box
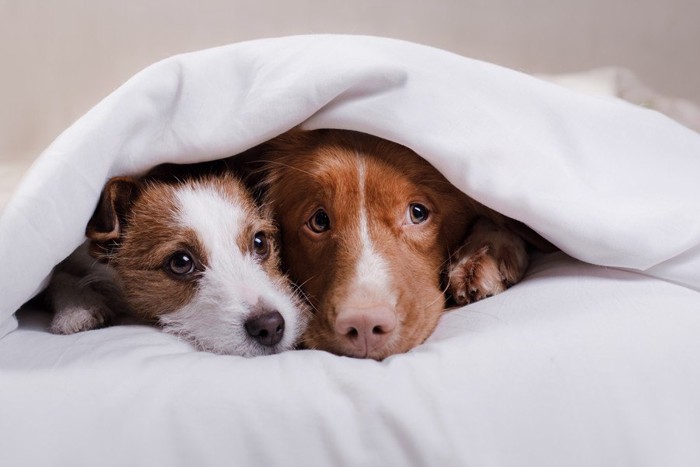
[86,177,141,260]
[226,140,285,205]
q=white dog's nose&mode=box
[334,305,397,357]
[245,310,285,347]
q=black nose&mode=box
[245,310,285,347]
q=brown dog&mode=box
[257,129,550,360]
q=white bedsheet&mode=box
[2,253,700,466]
[1,35,700,466]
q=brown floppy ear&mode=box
[244,128,318,203]
[85,177,141,261]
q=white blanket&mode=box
[1,35,700,466]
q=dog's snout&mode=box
[334,306,397,357]
[245,310,285,347]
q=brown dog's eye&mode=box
[253,232,270,260]
[307,209,331,233]
[166,251,196,276]
[408,203,429,224]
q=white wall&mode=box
[1,0,698,159]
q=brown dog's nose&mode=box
[245,310,285,347]
[334,306,397,357]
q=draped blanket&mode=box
[1,36,699,466]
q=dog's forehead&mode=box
[174,181,254,238]
[334,146,437,190]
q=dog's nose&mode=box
[334,305,397,357]
[245,310,285,347]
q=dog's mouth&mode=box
[157,299,305,357]
[301,316,405,361]
[192,330,295,357]
[300,296,446,360]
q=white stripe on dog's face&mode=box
[264,131,472,359]
[176,184,248,278]
[155,181,304,356]
[347,157,395,307]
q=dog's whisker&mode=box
[425,288,447,310]
[288,277,321,316]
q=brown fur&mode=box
[88,173,262,322]
[258,129,544,359]
[46,160,308,356]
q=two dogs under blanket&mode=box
[46,129,552,359]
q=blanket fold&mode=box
[1,35,699,339]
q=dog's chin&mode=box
[158,318,299,357]
[302,305,440,360]
[186,334,297,357]
[231,341,294,358]
[317,343,403,361]
[302,331,407,361]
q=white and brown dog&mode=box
[258,129,552,360]
[46,164,308,357]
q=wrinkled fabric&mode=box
[1,36,700,466]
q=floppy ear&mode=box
[223,140,280,205]
[85,177,141,260]
[243,128,319,203]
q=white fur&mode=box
[345,157,396,307]
[157,185,304,356]
[47,179,306,357]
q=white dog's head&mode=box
[87,171,308,356]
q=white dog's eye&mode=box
[253,232,270,260]
[407,203,429,224]
[166,251,196,276]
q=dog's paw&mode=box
[447,245,506,306]
[446,218,529,306]
[49,305,110,334]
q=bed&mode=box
[2,35,700,466]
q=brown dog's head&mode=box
[260,130,481,359]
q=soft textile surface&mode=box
[2,254,700,466]
[2,35,700,337]
[539,66,700,133]
[1,35,700,465]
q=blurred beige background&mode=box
[1,0,699,163]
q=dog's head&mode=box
[260,130,479,359]
[86,171,308,356]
